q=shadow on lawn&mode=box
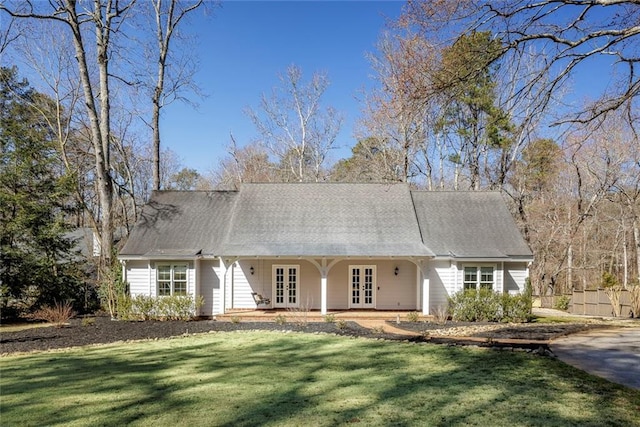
[2,332,639,426]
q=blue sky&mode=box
[161,1,405,174]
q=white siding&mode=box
[230,261,255,309]
[505,262,529,294]
[428,260,454,311]
[327,262,349,310]
[200,259,220,316]
[374,260,416,310]
[327,260,417,310]
[127,260,151,296]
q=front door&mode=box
[349,265,376,309]
[273,265,299,308]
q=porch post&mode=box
[422,271,430,316]
[321,274,328,315]
[219,257,227,315]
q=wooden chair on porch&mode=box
[251,292,271,306]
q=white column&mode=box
[120,260,127,287]
[194,258,200,316]
[219,258,227,315]
[422,275,430,316]
[321,274,328,315]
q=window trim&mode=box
[156,263,189,296]
[462,264,496,291]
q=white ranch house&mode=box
[118,183,533,316]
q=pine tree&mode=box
[0,66,85,318]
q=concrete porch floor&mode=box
[218,309,430,322]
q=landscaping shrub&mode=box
[323,314,336,323]
[553,295,570,311]
[131,295,156,320]
[630,279,640,318]
[602,272,623,317]
[81,317,95,327]
[448,288,532,323]
[29,301,75,327]
[432,305,449,324]
[274,314,287,325]
[116,295,203,321]
[501,292,533,322]
[406,311,420,322]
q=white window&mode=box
[463,266,494,290]
[157,264,188,296]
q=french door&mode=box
[349,265,376,309]
[273,265,299,308]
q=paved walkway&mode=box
[550,328,640,390]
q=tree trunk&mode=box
[633,213,640,283]
[65,0,114,271]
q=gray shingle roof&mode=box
[119,191,237,257]
[119,184,532,260]
[223,183,432,257]
[411,191,532,258]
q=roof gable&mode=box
[119,191,237,257]
[222,183,432,257]
[411,191,532,258]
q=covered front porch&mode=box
[213,256,433,316]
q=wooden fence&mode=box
[541,289,634,317]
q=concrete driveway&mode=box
[550,328,640,390]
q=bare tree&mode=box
[0,10,20,54]
[211,136,276,190]
[0,1,141,272]
[146,0,205,191]
[359,32,434,185]
[246,65,343,182]
[401,0,640,130]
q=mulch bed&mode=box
[0,316,404,355]
[1,316,607,355]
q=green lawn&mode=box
[1,331,639,426]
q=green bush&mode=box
[132,295,156,320]
[553,295,570,311]
[601,272,619,288]
[116,293,133,320]
[335,319,347,330]
[406,311,420,322]
[323,314,336,323]
[501,292,533,322]
[274,314,287,325]
[448,288,532,323]
[116,294,203,321]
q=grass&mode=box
[1,332,639,426]
[0,322,54,333]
